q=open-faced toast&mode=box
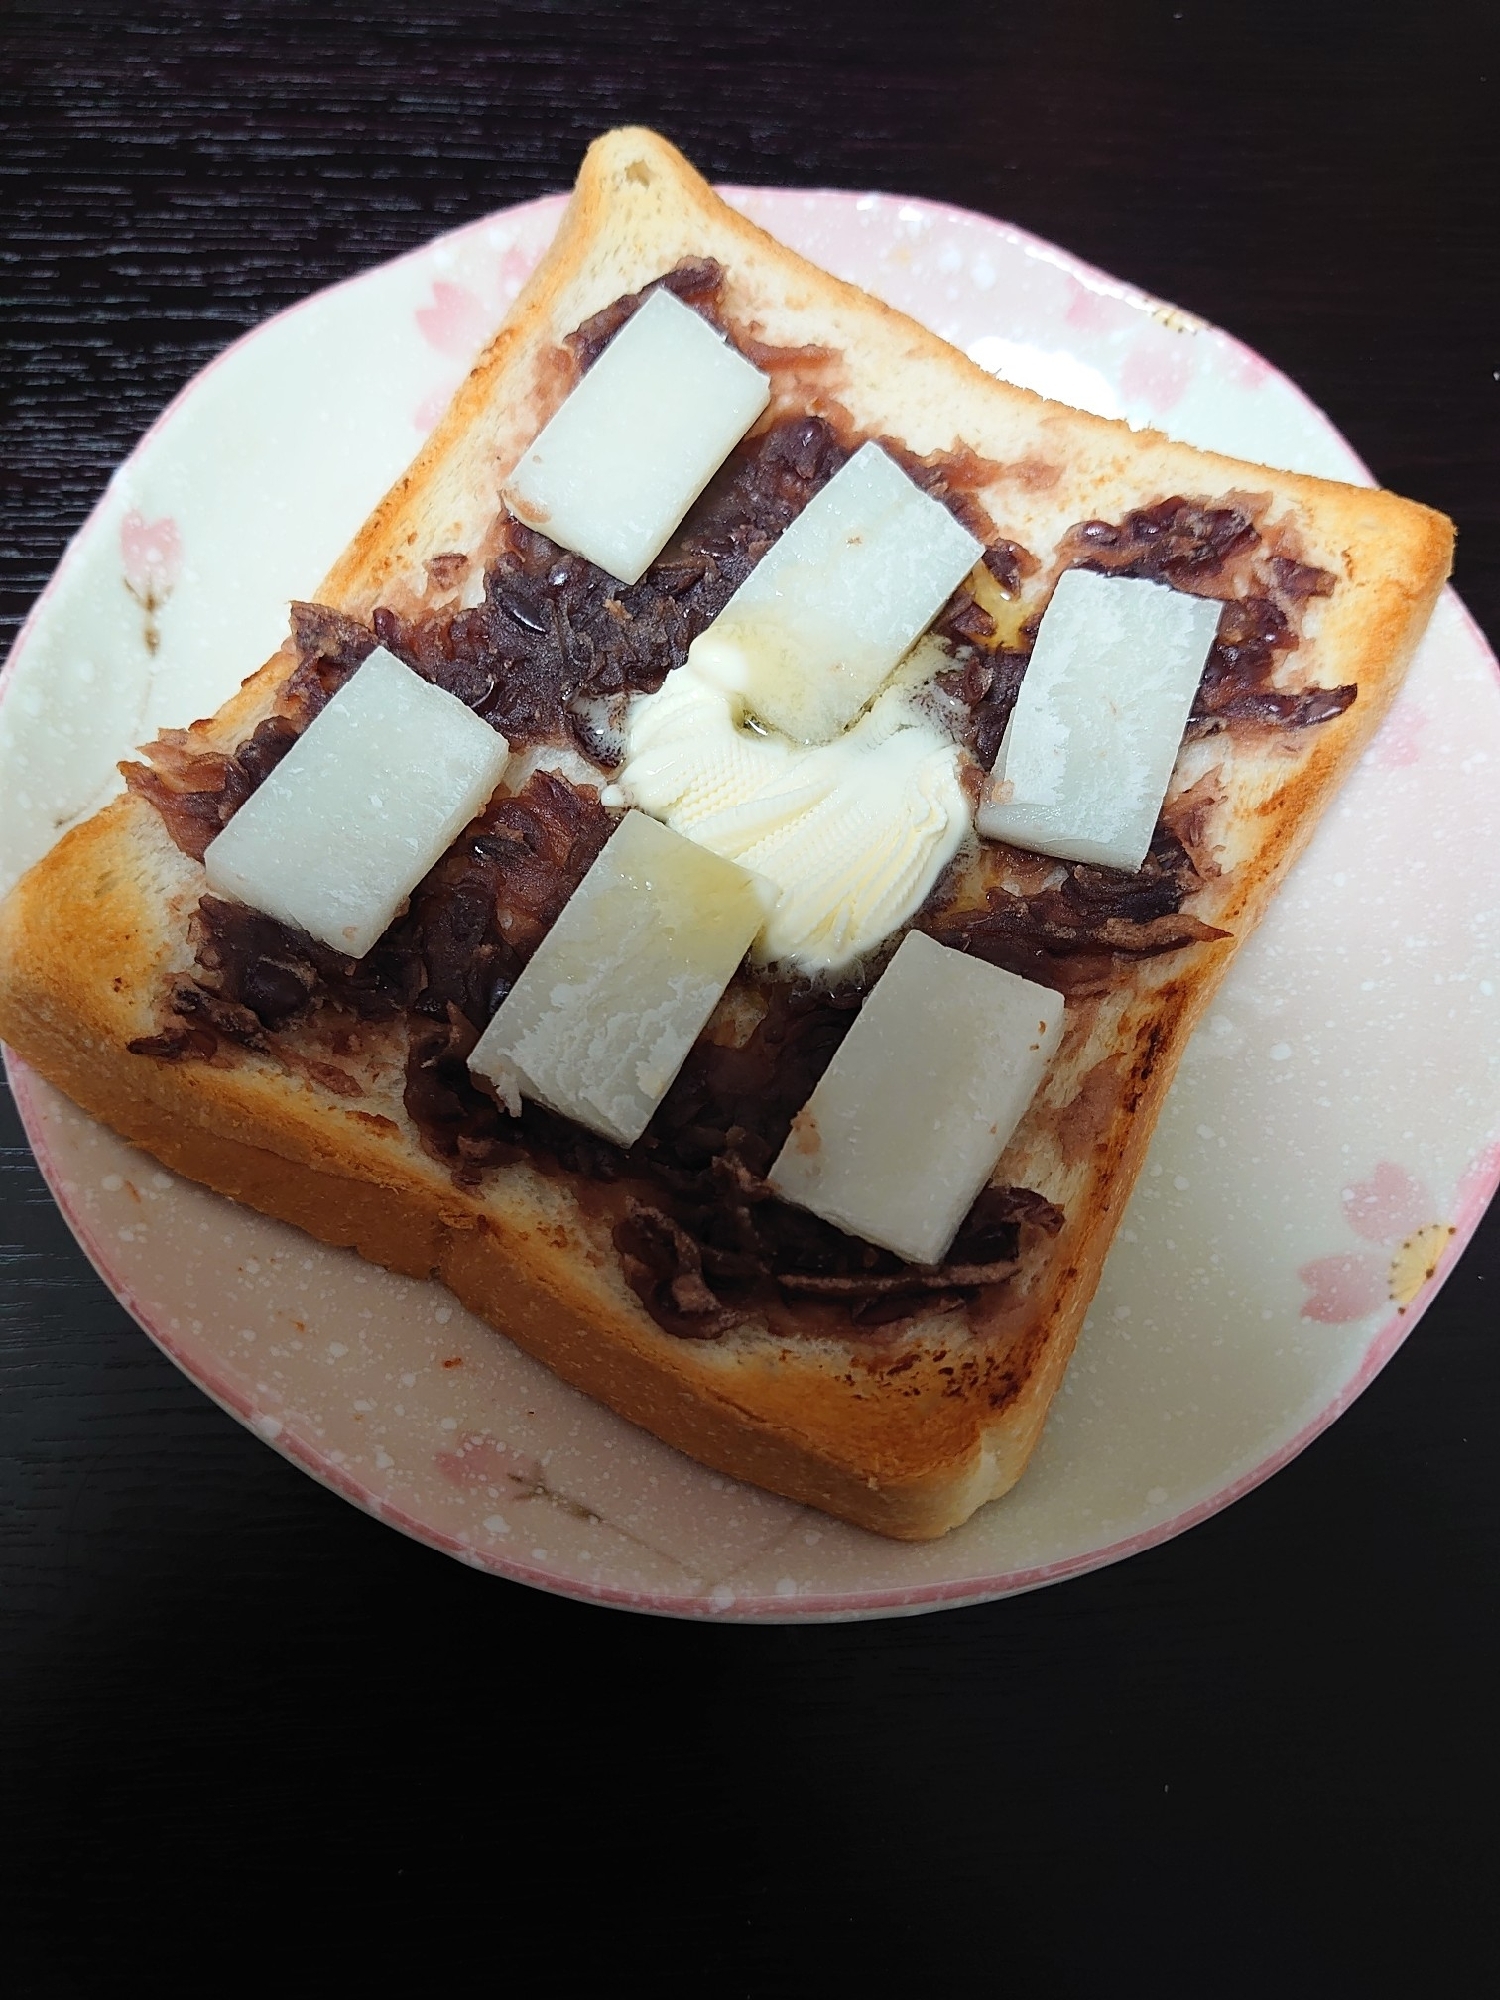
[0,128,1453,1538]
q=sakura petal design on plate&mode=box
[1226,341,1275,391]
[1301,1161,1459,1321]
[1147,302,1211,337]
[495,240,540,296]
[1063,278,1136,337]
[120,508,183,595]
[410,279,487,430]
[1342,1161,1435,1244]
[1119,331,1197,416]
[1298,1253,1392,1325]
[1366,695,1430,770]
[4,185,1499,1620]
[434,1432,548,1499]
[120,509,183,654]
[1387,1224,1457,1310]
[415,278,489,356]
[408,250,547,433]
[411,381,462,433]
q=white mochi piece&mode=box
[687,441,983,744]
[203,646,509,959]
[977,568,1223,872]
[468,811,770,1148]
[504,288,770,586]
[768,931,1063,1267]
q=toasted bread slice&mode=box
[0,128,1452,1538]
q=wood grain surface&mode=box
[3,2,1497,1991]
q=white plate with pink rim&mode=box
[3,185,1498,1622]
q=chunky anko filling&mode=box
[123,260,1350,1337]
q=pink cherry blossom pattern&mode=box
[1298,1253,1392,1324]
[1299,1160,1455,1322]
[1119,335,1196,416]
[415,278,488,358]
[120,509,183,654]
[433,1431,602,1522]
[411,382,460,435]
[408,242,544,431]
[496,241,539,297]
[434,1431,547,1498]
[1367,696,1429,770]
[1341,1161,1431,1242]
[1227,341,1274,391]
[411,279,502,431]
[121,509,183,595]
[1064,279,1131,337]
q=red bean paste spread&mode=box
[123,258,1347,1337]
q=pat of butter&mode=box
[977,568,1222,872]
[504,287,770,586]
[203,647,509,959]
[688,441,983,744]
[769,931,1063,1267]
[616,659,970,977]
[468,810,769,1148]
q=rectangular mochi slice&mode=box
[687,441,983,744]
[468,810,769,1148]
[503,286,770,586]
[769,931,1065,1266]
[202,646,509,958]
[977,568,1223,872]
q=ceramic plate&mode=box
[4,187,1498,1621]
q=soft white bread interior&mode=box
[0,128,1453,1538]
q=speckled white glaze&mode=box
[3,187,1498,1621]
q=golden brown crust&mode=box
[0,127,1455,1538]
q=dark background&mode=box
[3,2,1497,1991]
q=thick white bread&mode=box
[0,129,1453,1538]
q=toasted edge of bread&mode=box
[0,128,1454,1538]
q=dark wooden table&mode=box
[4,3,1497,1991]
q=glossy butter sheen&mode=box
[468,810,769,1147]
[202,647,509,958]
[614,654,970,976]
[504,288,770,585]
[769,932,1064,1266]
